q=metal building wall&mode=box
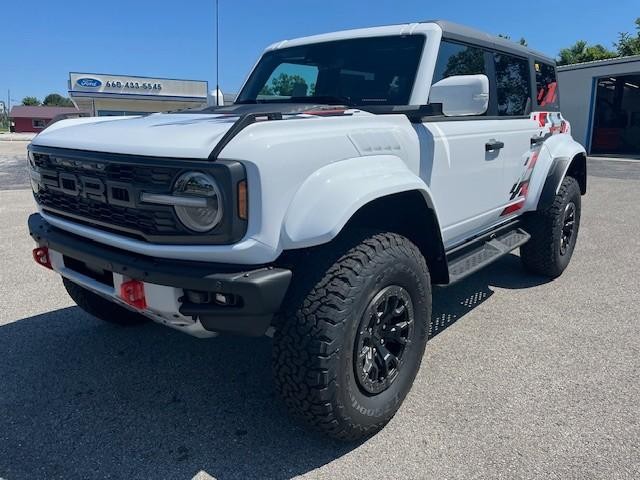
[558,56,640,153]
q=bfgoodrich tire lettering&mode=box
[272,231,431,440]
[520,176,581,278]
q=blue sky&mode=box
[3,0,638,105]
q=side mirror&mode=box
[429,74,489,117]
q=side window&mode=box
[432,41,486,84]
[535,61,559,107]
[494,53,531,116]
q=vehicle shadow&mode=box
[430,253,551,338]
[0,254,550,480]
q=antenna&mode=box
[215,0,220,106]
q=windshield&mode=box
[236,35,425,106]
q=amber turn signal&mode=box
[237,180,248,220]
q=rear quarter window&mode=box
[535,61,559,108]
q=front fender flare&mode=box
[281,155,438,249]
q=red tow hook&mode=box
[32,246,53,270]
[120,279,147,309]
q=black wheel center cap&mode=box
[354,285,414,395]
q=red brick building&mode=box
[9,106,88,133]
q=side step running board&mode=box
[446,228,531,285]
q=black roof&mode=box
[428,20,556,64]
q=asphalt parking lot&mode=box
[0,141,639,480]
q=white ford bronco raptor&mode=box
[27,20,586,440]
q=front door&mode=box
[420,119,508,248]
[422,42,538,248]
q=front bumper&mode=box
[28,213,292,336]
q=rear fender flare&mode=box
[525,135,586,212]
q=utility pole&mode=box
[5,89,9,130]
[215,0,220,106]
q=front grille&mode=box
[33,152,175,185]
[31,149,193,240]
[36,188,180,237]
[29,145,247,245]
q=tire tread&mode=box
[520,176,581,277]
[273,231,430,440]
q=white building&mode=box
[558,56,640,157]
[68,72,210,116]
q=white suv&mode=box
[27,20,586,440]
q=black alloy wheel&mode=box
[354,286,415,395]
[560,202,577,256]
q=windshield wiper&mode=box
[291,95,355,106]
[235,95,355,106]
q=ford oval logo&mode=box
[76,78,102,88]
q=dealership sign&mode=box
[69,72,207,99]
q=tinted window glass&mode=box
[237,36,425,106]
[535,61,559,107]
[432,41,486,83]
[495,53,531,116]
[258,63,319,98]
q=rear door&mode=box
[491,52,540,219]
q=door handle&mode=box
[531,133,550,146]
[485,140,505,152]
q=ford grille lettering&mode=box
[38,171,135,208]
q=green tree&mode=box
[259,73,308,97]
[259,84,274,96]
[443,47,485,78]
[557,40,617,65]
[615,18,640,56]
[21,96,41,106]
[42,93,74,107]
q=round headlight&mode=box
[173,172,223,232]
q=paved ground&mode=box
[0,133,36,142]
[0,142,31,190]
[0,142,639,479]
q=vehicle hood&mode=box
[30,103,347,159]
[31,113,242,159]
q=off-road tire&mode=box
[273,231,431,440]
[63,278,149,326]
[520,176,581,278]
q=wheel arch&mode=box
[537,151,587,211]
[566,152,587,195]
[526,135,587,212]
[340,190,449,284]
[280,155,449,284]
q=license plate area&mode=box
[62,255,114,287]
